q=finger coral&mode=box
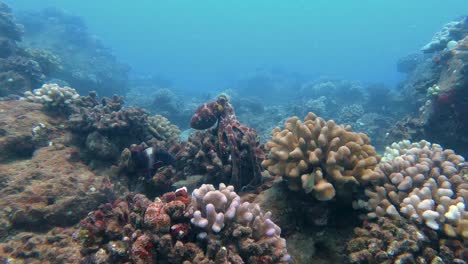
[360,140,468,239]
[78,184,290,263]
[262,112,380,201]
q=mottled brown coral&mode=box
[347,217,466,264]
[0,227,81,264]
[78,186,290,263]
[148,114,181,142]
[262,112,380,201]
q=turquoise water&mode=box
[6,0,468,90]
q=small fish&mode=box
[131,145,175,179]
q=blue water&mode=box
[6,0,468,91]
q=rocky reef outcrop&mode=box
[390,16,468,156]
[78,184,290,263]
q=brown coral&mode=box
[347,217,466,263]
[78,186,290,263]
[262,112,380,201]
[148,114,181,142]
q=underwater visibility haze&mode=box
[0,0,467,263]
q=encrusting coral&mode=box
[148,114,181,143]
[78,184,290,263]
[0,227,81,263]
[262,112,380,201]
[347,217,466,263]
[357,140,468,239]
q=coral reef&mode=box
[397,53,425,73]
[0,2,23,41]
[0,100,60,161]
[15,7,129,96]
[233,68,301,103]
[391,17,468,156]
[422,17,468,53]
[298,79,366,107]
[336,104,365,125]
[0,146,113,239]
[189,94,264,191]
[78,184,290,263]
[262,112,381,201]
[251,181,361,263]
[125,86,194,129]
[0,227,81,263]
[148,114,181,142]
[0,55,45,95]
[0,99,114,241]
[357,140,468,239]
[347,217,466,263]
[0,3,64,97]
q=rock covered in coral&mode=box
[0,55,45,95]
[262,112,380,201]
[0,227,81,263]
[78,184,290,263]
[298,79,365,107]
[0,2,23,41]
[397,53,425,73]
[347,217,466,264]
[23,47,63,75]
[0,145,113,240]
[148,114,181,142]
[23,83,80,111]
[421,17,468,53]
[0,99,74,162]
[336,104,365,125]
[422,34,468,155]
[358,140,468,239]
[16,7,130,97]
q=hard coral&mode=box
[148,114,181,142]
[262,112,380,201]
[347,217,466,264]
[78,185,290,263]
[24,83,80,112]
[0,227,81,263]
[358,140,468,239]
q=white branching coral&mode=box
[359,140,468,239]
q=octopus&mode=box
[190,94,264,191]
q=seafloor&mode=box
[0,2,467,264]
